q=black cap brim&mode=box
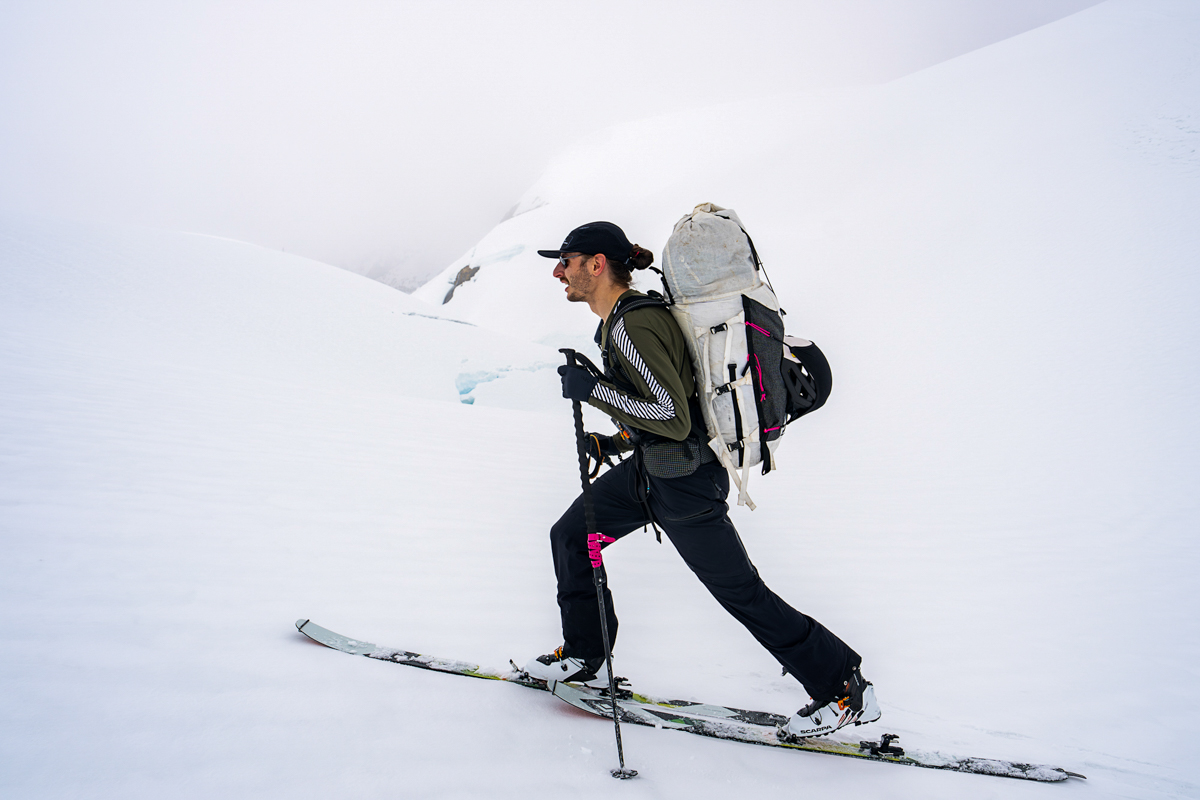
[539,221,629,261]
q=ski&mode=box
[552,681,1082,782]
[295,618,545,689]
[295,619,1084,783]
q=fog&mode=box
[0,0,1101,288]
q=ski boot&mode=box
[782,666,881,739]
[521,646,610,687]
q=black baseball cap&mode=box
[537,221,634,264]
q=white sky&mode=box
[0,0,1102,279]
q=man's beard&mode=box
[564,268,593,303]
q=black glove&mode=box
[585,433,622,462]
[558,364,599,401]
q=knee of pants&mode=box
[550,510,582,550]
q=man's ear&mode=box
[590,253,608,276]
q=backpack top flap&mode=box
[662,203,762,300]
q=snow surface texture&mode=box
[2,1,1198,798]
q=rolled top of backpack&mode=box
[661,204,762,301]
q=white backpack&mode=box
[660,203,830,509]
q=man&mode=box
[522,221,880,737]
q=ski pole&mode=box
[560,348,637,780]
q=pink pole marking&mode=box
[745,321,772,337]
[753,354,766,401]
[763,426,781,432]
[588,533,617,568]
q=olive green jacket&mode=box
[589,290,696,444]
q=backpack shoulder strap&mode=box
[602,294,670,394]
[602,293,707,442]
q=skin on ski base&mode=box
[295,620,1083,783]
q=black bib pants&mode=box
[551,456,861,703]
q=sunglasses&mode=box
[557,253,591,268]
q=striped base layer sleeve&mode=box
[590,318,675,422]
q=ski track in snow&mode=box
[3,2,1200,798]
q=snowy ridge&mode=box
[0,215,561,408]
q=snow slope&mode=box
[415,0,1200,503]
[1,216,564,407]
[2,1,1199,799]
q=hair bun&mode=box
[628,244,654,270]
